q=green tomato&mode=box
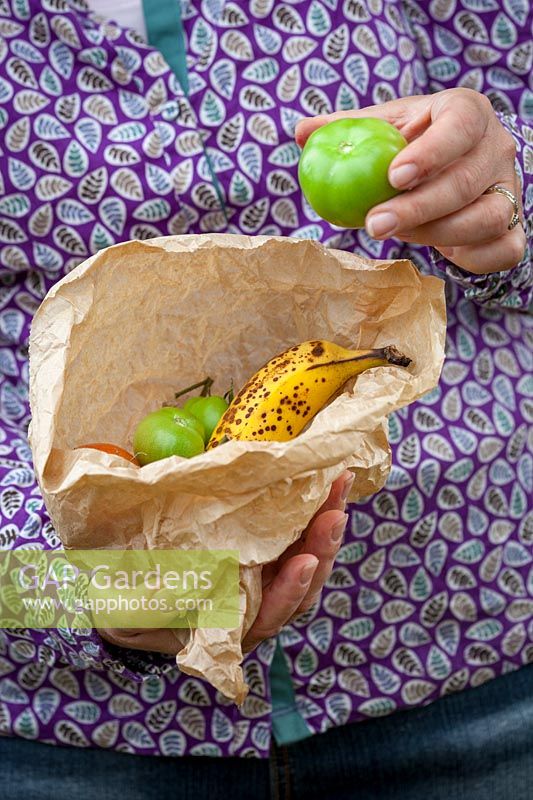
[186,395,229,444]
[183,397,202,413]
[133,407,205,465]
[298,118,407,229]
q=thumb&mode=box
[295,96,431,148]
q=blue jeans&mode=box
[1,664,532,800]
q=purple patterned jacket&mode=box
[0,0,531,758]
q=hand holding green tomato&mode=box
[298,117,407,229]
[296,89,525,274]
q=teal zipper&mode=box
[142,0,189,95]
[270,638,313,745]
[142,0,228,223]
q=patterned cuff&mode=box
[430,247,533,311]
[42,626,178,683]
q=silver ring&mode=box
[483,184,520,231]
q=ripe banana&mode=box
[207,340,411,448]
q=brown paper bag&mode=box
[29,234,446,704]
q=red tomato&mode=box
[77,443,140,466]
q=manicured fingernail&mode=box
[389,163,418,189]
[300,559,318,585]
[331,514,348,543]
[366,211,398,238]
[341,474,354,504]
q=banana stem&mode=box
[379,346,412,367]
[174,376,213,400]
[306,346,411,371]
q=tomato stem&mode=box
[174,376,213,400]
[200,377,213,397]
[224,380,234,404]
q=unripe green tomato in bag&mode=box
[184,395,229,444]
[133,407,205,465]
[183,397,201,413]
[298,118,407,229]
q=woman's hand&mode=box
[100,471,352,655]
[296,88,526,274]
[242,470,351,652]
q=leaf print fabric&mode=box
[0,0,532,759]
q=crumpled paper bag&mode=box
[29,234,446,704]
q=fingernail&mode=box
[389,163,418,189]
[300,559,317,586]
[341,473,354,504]
[366,211,398,238]
[331,514,348,543]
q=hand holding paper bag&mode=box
[28,234,446,704]
[98,472,351,658]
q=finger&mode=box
[310,471,354,517]
[388,90,490,190]
[291,509,348,617]
[366,148,507,239]
[295,96,431,148]
[242,555,318,652]
[395,180,519,247]
[270,471,353,572]
[435,170,525,271]
[436,224,527,274]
